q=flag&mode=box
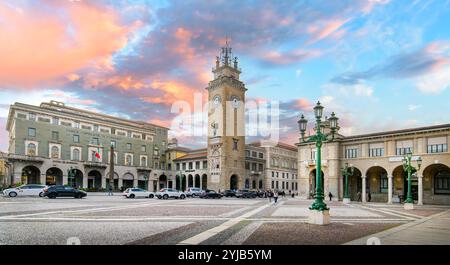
[95,147,101,159]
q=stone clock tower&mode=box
[206,41,247,191]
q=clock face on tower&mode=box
[230,95,240,108]
[213,95,222,107]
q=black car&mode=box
[222,190,236,197]
[200,190,222,199]
[43,185,87,199]
[235,189,257,198]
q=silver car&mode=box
[3,184,47,197]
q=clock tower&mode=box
[206,41,247,191]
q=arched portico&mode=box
[21,166,40,184]
[87,170,102,189]
[309,169,324,198]
[422,163,450,205]
[201,174,207,190]
[45,167,63,186]
[159,174,167,189]
[194,174,200,188]
[122,173,134,189]
[366,166,388,202]
[230,175,239,190]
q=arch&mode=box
[230,175,239,190]
[366,166,388,202]
[21,165,40,184]
[123,173,134,189]
[194,174,200,188]
[87,170,102,189]
[423,163,450,196]
[105,171,119,190]
[245,178,250,189]
[45,167,63,185]
[347,167,362,201]
[176,175,182,191]
[140,156,147,167]
[159,174,167,189]
[259,180,263,189]
[68,169,83,189]
[188,174,193,188]
[392,165,416,200]
[202,174,207,190]
[182,174,187,191]
[309,169,324,196]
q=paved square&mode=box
[0,195,449,245]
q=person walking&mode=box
[273,190,279,204]
[367,191,372,202]
[267,190,272,202]
[328,192,333,201]
[108,184,113,196]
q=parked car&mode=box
[3,184,47,197]
[43,185,87,199]
[122,188,155,199]
[235,189,257,198]
[186,187,203,197]
[222,190,236,197]
[200,189,222,199]
[155,188,186,199]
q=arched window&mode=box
[51,146,59,159]
[141,156,147,167]
[27,143,36,156]
[72,149,80,161]
[126,155,132,166]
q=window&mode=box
[72,149,80,161]
[189,162,193,170]
[259,153,263,159]
[93,125,99,132]
[29,113,36,121]
[110,140,116,148]
[259,164,263,172]
[92,138,99,145]
[125,154,133,166]
[345,148,358,158]
[50,146,59,159]
[141,156,147,167]
[73,135,80,143]
[52,117,59,125]
[153,147,159,156]
[396,147,413,155]
[435,171,450,195]
[195,161,200,169]
[28,128,36,137]
[369,148,384,157]
[272,171,274,178]
[182,163,186,170]
[176,163,180,171]
[233,139,238,150]
[127,143,132,150]
[246,150,250,157]
[91,150,99,162]
[141,145,146,152]
[27,143,36,156]
[74,122,80,129]
[428,144,448,153]
[252,163,257,171]
[203,160,207,169]
[51,131,59,141]
[252,151,257,157]
[245,162,250,170]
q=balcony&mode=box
[83,161,107,168]
[137,166,152,171]
[7,154,45,163]
[306,159,328,166]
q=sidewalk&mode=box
[86,192,123,196]
[345,210,450,245]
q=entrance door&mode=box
[404,177,418,200]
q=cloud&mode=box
[0,1,141,89]
[415,65,450,94]
[330,41,450,86]
[407,104,421,111]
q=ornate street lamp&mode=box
[177,171,184,192]
[143,173,149,191]
[298,101,339,225]
[341,162,354,204]
[402,152,422,210]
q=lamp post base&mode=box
[404,202,414,210]
[343,198,351,204]
[308,209,330,225]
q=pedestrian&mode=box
[267,190,272,202]
[328,192,333,201]
[357,191,361,202]
[108,185,113,196]
[291,192,295,198]
[273,190,279,204]
[368,191,372,202]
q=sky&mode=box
[1,0,450,152]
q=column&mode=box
[147,180,151,191]
[362,176,367,203]
[133,179,138,188]
[118,178,123,189]
[418,175,423,205]
[40,173,46,185]
[101,176,106,189]
[62,174,68,185]
[83,175,88,188]
[388,175,393,204]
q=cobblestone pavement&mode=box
[0,195,448,245]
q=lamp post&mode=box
[341,163,354,204]
[177,172,184,192]
[298,101,339,225]
[143,174,149,191]
[402,152,422,210]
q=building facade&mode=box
[5,101,169,191]
[297,124,450,205]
